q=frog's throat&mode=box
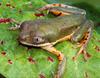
[20,41,53,47]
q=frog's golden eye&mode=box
[33,36,44,44]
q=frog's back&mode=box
[20,14,85,43]
[37,14,85,42]
[51,14,85,37]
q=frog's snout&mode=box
[18,34,32,44]
[18,35,26,41]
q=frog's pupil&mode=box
[36,38,39,42]
[33,37,42,43]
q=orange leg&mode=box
[71,20,94,61]
[73,29,92,61]
[41,45,66,78]
[38,3,86,16]
[41,33,72,77]
[38,3,67,11]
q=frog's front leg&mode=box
[39,3,86,16]
[71,20,94,60]
[9,19,20,30]
[41,45,66,78]
[9,24,20,30]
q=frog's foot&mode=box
[9,24,20,30]
[8,19,20,30]
[73,45,88,61]
[54,57,66,78]
[41,45,66,78]
[73,30,92,61]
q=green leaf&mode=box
[0,0,100,78]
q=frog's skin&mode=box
[10,4,94,78]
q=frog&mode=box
[10,4,94,78]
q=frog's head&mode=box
[19,29,48,47]
[18,20,50,47]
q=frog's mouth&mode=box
[19,41,52,47]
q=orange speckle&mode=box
[28,57,35,64]
[6,3,11,7]
[35,13,45,17]
[8,59,13,64]
[47,56,54,62]
[86,52,91,58]
[0,18,11,23]
[95,45,100,52]
[72,56,76,61]
[1,51,6,56]
[39,74,45,78]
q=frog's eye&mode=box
[33,36,44,44]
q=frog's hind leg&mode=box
[38,4,66,11]
[39,3,86,16]
[71,20,94,60]
[41,45,66,78]
[39,3,70,16]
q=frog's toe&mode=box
[54,57,66,78]
[9,24,20,30]
[73,47,91,61]
[82,50,91,60]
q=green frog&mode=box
[10,4,94,78]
